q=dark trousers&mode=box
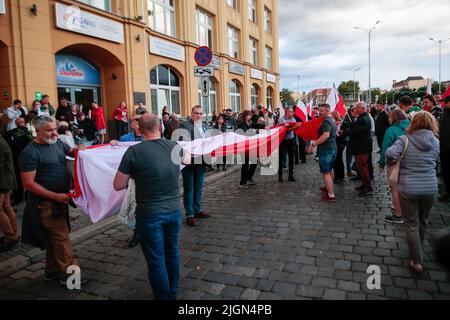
[12,161,24,204]
[136,210,182,300]
[115,120,128,139]
[442,149,450,195]
[368,152,374,179]
[355,154,371,189]
[376,134,385,150]
[333,143,345,180]
[295,137,306,163]
[240,156,257,185]
[278,138,295,178]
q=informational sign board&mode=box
[201,78,209,97]
[194,66,214,77]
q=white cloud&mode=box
[279,0,450,92]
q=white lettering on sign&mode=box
[251,68,263,80]
[267,73,276,83]
[149,36,185,62]
[55,3,124,43]
[229,62,246,76]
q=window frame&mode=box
[229,80,241,112]
[227,25,239,59]
[265,46,272,69]
[150,65,181,116]
[264,7,271,33]
[148,0,177,38]
[196,7,213,49]
[227,0,238,10]
[249,37,257,65]
[248,0,256,23]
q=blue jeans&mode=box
[136,210,182,300]
[182,164,206,218]
[318,148,337,173]
[345,144,354,173]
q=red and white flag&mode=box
[442,86,450,107]
[306,98,314,120]
[326,83,347,117]
[294,100,308,122]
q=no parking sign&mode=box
[194,46,213,67]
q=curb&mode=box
[0,166,241,278]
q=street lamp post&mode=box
[354,21,381,104]
[429,37,450,93]
[346,67,361,101]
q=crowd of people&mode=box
[1,91,450,300]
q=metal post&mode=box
[439,40,442,93]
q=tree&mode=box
[280,88,295,107]
[338,81,360,100]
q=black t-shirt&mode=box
[19,140,71,193]
[317,117,337,151]
[118,139,182,216]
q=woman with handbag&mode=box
[386,112,440,274]
[380,108,410,224]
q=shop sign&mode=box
[229,61,245,76]
[56,54,101,86]
[149,36,185,62]
[55,2,124,43]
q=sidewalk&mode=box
[0,165,241,277]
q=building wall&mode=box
[0,0,280,127]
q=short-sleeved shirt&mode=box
[118,139,181,216]
[278,116,297,140]
[19,140,71,193]
[317,117,337,151]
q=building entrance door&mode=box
[57,86,100,111]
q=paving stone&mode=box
[323,289,346,300]
[296,285,324,299]
[311,277,337,289]
[240,288,261,300]
[255,279,275,292]
[272,282,297,295]
[338,280,360,292]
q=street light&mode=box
[346,67,361,101]
[429,37,450,93]
[354,20,381,104]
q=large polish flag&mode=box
[294,100,308,122]
[426,79,433,95]
[306,98,314,120]
[326,84,347,117]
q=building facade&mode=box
[0,0,280,132]
[307,88,331,106]
[392,76,428,90]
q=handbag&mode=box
[388,137,409,185]
[118,179,136,229]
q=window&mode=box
[196,8,213,48]
[266,87,273,110]
[251,84,259,109]
[229,80,241,112]
[198,78,217,117]
[77,0,111,11]
[227,0,237,10]
[248,0,256,23]
[150,65,181,116]
[249,37,257,65]
[265,46,272,69]
[227,25,239,59]
[264,7,271,33]
[148,0,176,37]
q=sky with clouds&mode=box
[278,0,450,93]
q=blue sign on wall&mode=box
[56,54,101,86]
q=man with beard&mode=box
[19,116,86,286]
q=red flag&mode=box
[442,86,450,108]
[294,117,324,141]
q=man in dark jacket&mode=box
[343,102,373,196]
[75,112,98,146]
[56,97,71,122]
[374,103,390,152]
[179,106,210,227]
[440,96,450,202]
[5,117,33,205]
[0,133,19,252]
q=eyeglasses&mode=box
[193,112,203,115]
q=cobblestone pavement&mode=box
[0,154,449,300]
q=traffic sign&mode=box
[194,46,213,66]
[201,78,209,97]
[194,66,214,77]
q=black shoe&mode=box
[355,185,365,191]
[358,188,373,197]
[247,179,256,186]
[351,176,362,181]
[128,232,140,248]
[0,238,19,253]
[301,160,307,164]
[278,176,283,182]
[385,215,404,224]
[295,162,300,165]
[438,194,450,202]
[288,176,296,182]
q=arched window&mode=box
[266,87,274,110]
[251,84,259,109]
[198,78,217,117]
[150,65,181,116]
[229,80,241,112]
